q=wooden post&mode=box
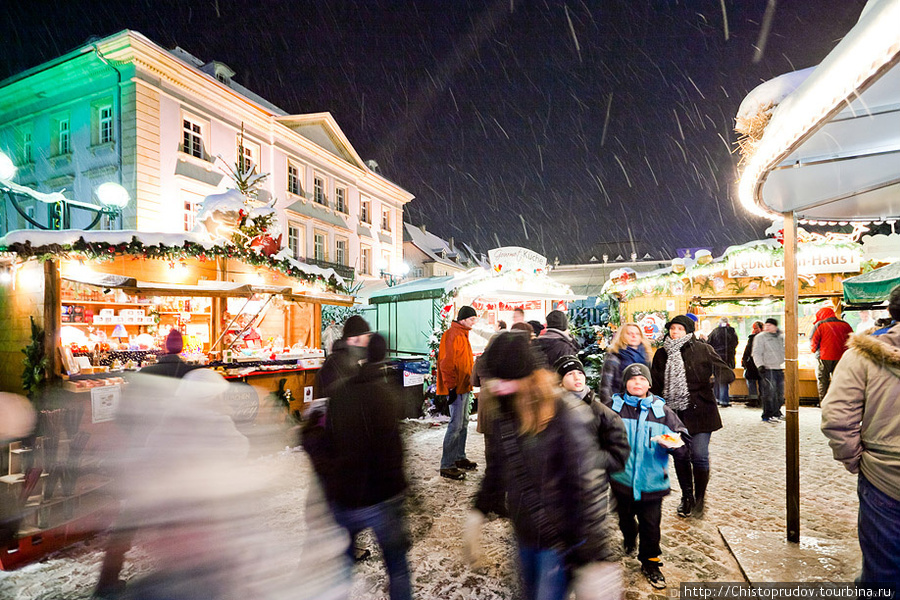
[783,211,801,543]
[43,259,61,379]
[313,303,322,349]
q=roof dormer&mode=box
[201,61,236,86]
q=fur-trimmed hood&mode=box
[849,324,900,369]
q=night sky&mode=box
[1,1,867,263]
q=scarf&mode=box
[662,334,692,411]
[618,345,647,370]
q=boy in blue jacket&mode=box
[609,363,689,589]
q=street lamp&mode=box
[379,261,409,287]
[0,150,129,230]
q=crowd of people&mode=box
[6,293,892,599]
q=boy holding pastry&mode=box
[607,363,689,589]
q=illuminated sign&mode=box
[488,246,547,274]
[727,245,860,278]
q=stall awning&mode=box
[739,0,900,221]
[842,261,900,304]
[62,275,354,306]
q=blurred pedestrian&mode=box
[140,329,193,378]
[512,307,526,325]
[741,321,764,408]
[467,332,621,600]
[752,319,785,424]
[821,285,900,586]
[528,319,544,338]
[534,310,578,368]
[650,315,733,518]
[324,334,412,600]
[598,322,651,406]
[609,363,689,589]
[707,318,738,407]
[809,307,853,404]
[437,306,478,480]
[555,355,630,477]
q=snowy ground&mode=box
[0,404,859,599]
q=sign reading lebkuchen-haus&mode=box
[727,244,861,278]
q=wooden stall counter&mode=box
[728,367,820,404]
[222,364,320,416]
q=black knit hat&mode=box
[484,332,537,380]
[890,284,900,322]
[456,305,477,321]
[342,315,371,338]
[666,314,695,334]
[554,355,584,379]
[528,320,544,337]
[546,310,568,331]
[622,363,652,388]
[765,318,779,327]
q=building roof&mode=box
[403,222,472,270]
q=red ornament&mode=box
[249,234,283,257]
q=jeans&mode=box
[332,495,412,600]
[687,431,711,470]
[760,369,784,420]
[817,359,839,402]
[612,489,663,565]
[857,472,900,586]
[714,380,731,406]
[518,546,569,600]
[440,392,472,469]
[746,378,759,399]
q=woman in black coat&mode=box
[741,321,764,408]
[650,315,734,518]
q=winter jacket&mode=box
[598,348,650,405]
[708,325,739,368]
[810,308,853,361]
[317,339,366,397]
[741,333,760,380]
[475,394,614,565]
[324,362,407,508]
[436,320,474,395]
[650,336,733,434]
[608,393,689,501]
[139,354,194,378]
[570,389,631,475]
[752,330,785,370]
[821,325,900,501]
[535,328,579,370]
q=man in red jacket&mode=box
[810,307,853,403]
[437,306,478,480]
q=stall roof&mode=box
[842,261,900,304]
[738,0,900,221]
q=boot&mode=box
[692,468,710,516]
[674,460,694,518]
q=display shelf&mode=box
[60,300,152,307]
[158,311,210,315]
[61,322,150,327]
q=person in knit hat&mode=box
[650,315,733,520]
[139,329,192,378]
[436,306,479,480]
[466,333,621,600]
[317,315,372,397]
[608,361,688,589]
[535,310,579,368]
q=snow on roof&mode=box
[736,67,815,130]
[403,223,468,269]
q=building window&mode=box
[361,246,372,275]
[183,118,204,159]
[335,238,347,266]
[313,175,326,206]
[381,207,391,231]
[413,267,424,278]
[58,119,70,155]
[288,224,302,259]
[334,187,346,213]
[98,106,113,144]
[238,139,259,175]
[360,199,370,224]
[314,232,326,261]
[288,163,302,195]
[184,200,197,232]
[22,132,33,164]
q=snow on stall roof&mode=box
[736,67,815,128]
[367,268,490,300]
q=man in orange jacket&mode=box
[437,306,478,480]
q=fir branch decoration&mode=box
[22,316,48,399]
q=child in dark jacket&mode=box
[608,363,689,590]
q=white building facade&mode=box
[0,30,413,281]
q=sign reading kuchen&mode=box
[727,244,861,278]
[488,246,547,274]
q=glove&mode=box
[448,388,458,405]
[758,366,767,375]
[461,509,484,566]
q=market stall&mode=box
[601,232,870,402]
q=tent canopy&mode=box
[739,0,900,222]
[842,261,900,304]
